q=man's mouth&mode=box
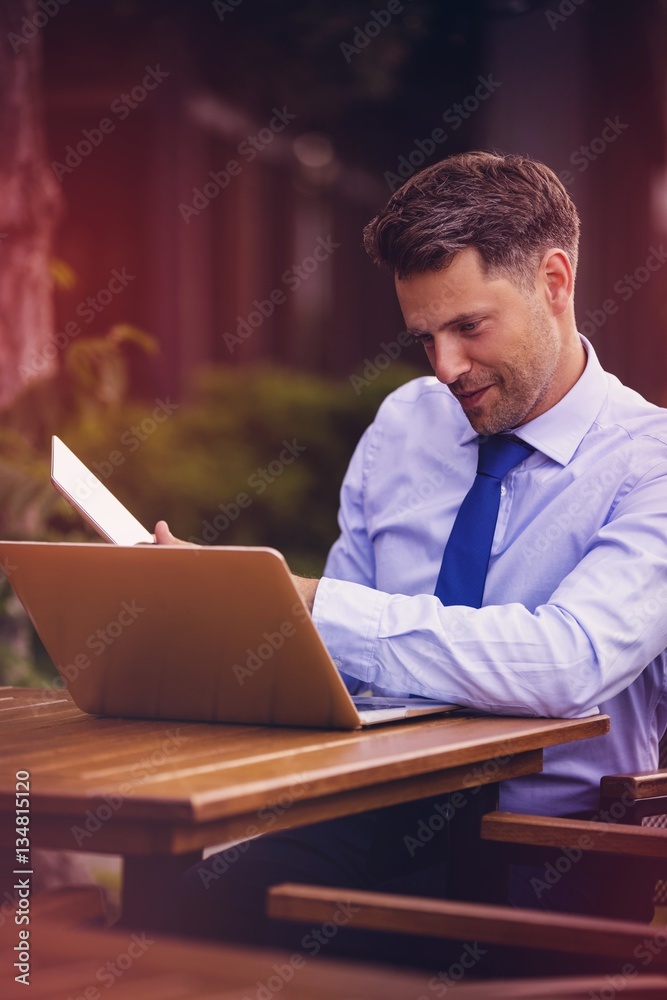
[453,385,493,406]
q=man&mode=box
[157,151,667,954]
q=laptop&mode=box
[0,437,459,729]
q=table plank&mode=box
[0,689,614,944]
[21,750,542,857]
[0,689,609,829]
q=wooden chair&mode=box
[476,729,667,916]
[480,767,667,908]
[266,766,667,974]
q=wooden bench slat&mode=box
[4,909,667,999]
[267,882,667,961]
[450,977,667,999]
[31,886,106,926]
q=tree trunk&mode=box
[0,0,61,409]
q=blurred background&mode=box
[1,0,667,686]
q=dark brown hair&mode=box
[363,151,580,292]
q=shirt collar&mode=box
[452,335,607,466]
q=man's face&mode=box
[395,247,564,435]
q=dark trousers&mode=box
[176,794,656,971]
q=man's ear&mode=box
[540,248,573,317]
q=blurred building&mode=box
[43,17,404,399]
[42,0,667,403]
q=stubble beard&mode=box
[464,304,560,436]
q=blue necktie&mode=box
[434,435,535,608]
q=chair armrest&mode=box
[601,771,667,801]
[267,882,667,961]
[480,811,667,858]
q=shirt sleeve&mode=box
[313,453,667,718]
[321,425,377,590]
[313,424,404,695]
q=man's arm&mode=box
[313,457,667,719]
[292,575,319,614]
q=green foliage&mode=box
[0,325,160,684]
[0,325,160,545]
[0,333,422,684]
[63,361,422,576]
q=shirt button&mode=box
[500,485,507,495]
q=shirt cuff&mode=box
[312,576,388,683]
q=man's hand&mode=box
[152,527,319,613]
[153,520,197,546]
[291,574,319,614]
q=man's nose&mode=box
[431,338,472,385]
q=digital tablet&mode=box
[50,435,154,545]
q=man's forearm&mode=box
[291,575,320,614]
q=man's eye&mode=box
[412,334,433,346]
[460,322,479,333]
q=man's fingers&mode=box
[153,520,196,546]
[154,520,174,544]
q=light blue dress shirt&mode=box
[313,336,667,816]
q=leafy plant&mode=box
[63,361,422,574]
[0,327,422,684]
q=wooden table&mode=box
[0,687,609,929]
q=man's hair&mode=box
[363,151,580,292]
